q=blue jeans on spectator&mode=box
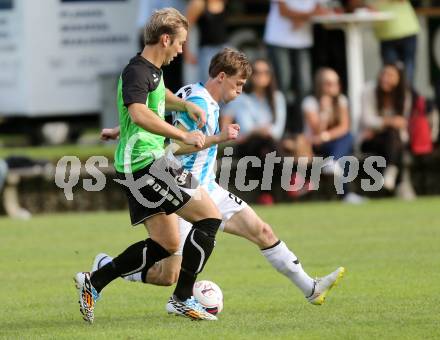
[317,132,354,195]
[267,45,312,103]
[319,132,354,160]
[380,34,417,86]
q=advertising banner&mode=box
[0,0,138,116]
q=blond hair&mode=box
[208,47,252,79]
[144,8,188,46]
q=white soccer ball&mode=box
[193,280,224,315]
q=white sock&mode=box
[261,241,315,296]
[98,255,142,282]
[124,272,143,282]
[97,255,112,268]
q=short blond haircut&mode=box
[208,47,252,80]
[144,8,188,46]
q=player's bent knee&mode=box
[156,263,180,286]
[160,271,179,286]
[147,263,180,286]
[262,223,275,238]
[194,202,221,220]
[193,218,222,238]
[164,242,180,255]
[156,276,175,286]
[160,279,175,286]
[256,222,277,246]
[196,190,222,220]
[158,238,180,255]
[207,205,221,220]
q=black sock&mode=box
[90,262,119,293]
[139,239,170,282]
[173,218,221,301]
[175,268,196,300]
[91,238,170,293]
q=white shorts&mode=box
[175,182,247,255]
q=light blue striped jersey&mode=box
[173,83,220,191]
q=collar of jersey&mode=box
[197,82,218,108]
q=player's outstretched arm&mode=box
[100,126,120,141]
[173,123,240,155]
[165,89,206,128]
[128,103,205,148]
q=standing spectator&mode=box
[311,0,363,93]
[264,0,328,133]
[185,0,227,82]
[371,0,420,86]
[302,67,364,203]
[360,63,413,196]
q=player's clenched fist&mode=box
[100,127,120,141]
[182,130,206,148]
[220,123,240,142]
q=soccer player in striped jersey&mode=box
[99,48,345,307]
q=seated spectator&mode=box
[221,58,287,204]
[302,67,364,203]
[360,62,413,197]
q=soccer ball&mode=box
[193,280,223,315]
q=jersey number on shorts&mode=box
[228,193,243,205]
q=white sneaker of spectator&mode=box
[322,159,344,177]
[343,192,366,205]
[383,165,398,191]
[395,180,416,201]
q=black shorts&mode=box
[116,157,198,226]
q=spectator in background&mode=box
[312,24,347,94]
[311,0,363,93]
[185,0,227,82]
[360,62,412,196]
[264,0,328,133]
[371,0,420,86]
[302,67,365,203]
[221,58,287,204]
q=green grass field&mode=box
[1,198,439,339]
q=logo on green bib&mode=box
[158,99,165,119]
